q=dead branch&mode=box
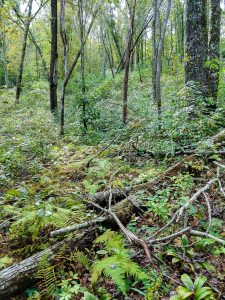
[189,230,225,244]
[0,231,95,298]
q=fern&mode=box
[92,230,148,295]
[36,253,58,298]
[9,203,85,241]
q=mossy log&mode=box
[0,231,94,299]
[0,199,135,299]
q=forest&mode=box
[0,0,225,299]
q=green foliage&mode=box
[9,202,85,242]
[36,254,58,298]
[170,274,215,300]
[0,256,13,270]
[91,230,148,295]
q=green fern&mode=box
[36,253,58,298]
[91,230,148,295]
[9,203,85,241]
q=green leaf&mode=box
[170,295,183,300]
[201,262,216,273]
[172,257,181,263]
[176,286,193,298]
[195,287,214,300]
[181,274,194,290]
[96,250,108,255]
[83,291,98,300]
[194,276,207,292]
[182,234,189,247]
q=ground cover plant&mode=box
[0,0,225,299]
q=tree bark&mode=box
[2,26,9,87]
[50,0,58,112]
[0,232,94,299]
[60,0,68,135]
[155,0,172,117]
[15,0,33,103]
[78,0,87,134]
[207,0,221,106]
[185,0,208,99]
[122,0,137,124]
[59,1,101,134]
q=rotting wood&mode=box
[0,231,95,299]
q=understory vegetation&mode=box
[0,0,225,299]
[1,70,225,299]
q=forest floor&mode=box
[0,88,225,300]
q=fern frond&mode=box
[36,254,58,298]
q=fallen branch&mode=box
[0,231,95,298]
[50,197,137,237]
[189,230,225,244]
[86,133,122,168]
[50,216,107,237]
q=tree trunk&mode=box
[2,27,9,87]
[50,0,58,112]
[152,0,160,104]
[207,0,221,106]
[152,0,172,119]
[60,0,68,135]
[78,0,87,134]
[0,232,94,299]
[15,0,33,103]
[59,1,101,134]
[185,0,208,99]
[28,30,49,80]
[122,0,137,124]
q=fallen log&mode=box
[92,129,225,204]
[92,156,194,205]
[0,198,137,298]
[50,197,137,237]
[0,231,94,299]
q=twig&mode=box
[87,199,153,263]
[176,179,217,222]
[148,227,192,245]
[50,216,107,237]
[203,192,212,233]
[189,230,225,244]
[86,133,122,168]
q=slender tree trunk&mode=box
[15,0,33,103]
[2,27,9,87]
[28,30,49,80]
[152,0,172,119]
[207,0,221,106]
[59,3,100,134]
[101,27,114,78]
[152,0,159,103]
[155,0,172,118]
[122,0,137,124]
[50,0,58,112]
[60,0,68,135]
[185,0,208,100]
[78,0,87,134]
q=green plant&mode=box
[91,230,149,295]
[91,230,148,294]
[57,272,81,300]
[170,274,215,300]
[0,256,13,270]
[36,254,58,298]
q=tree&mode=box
[152,0,172,118]
[207,0,221,105]
[50,0,58,112]
[78,0,87,133]
[185,0,208,99]
[122,0,137,124]
[15,0,33,103]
